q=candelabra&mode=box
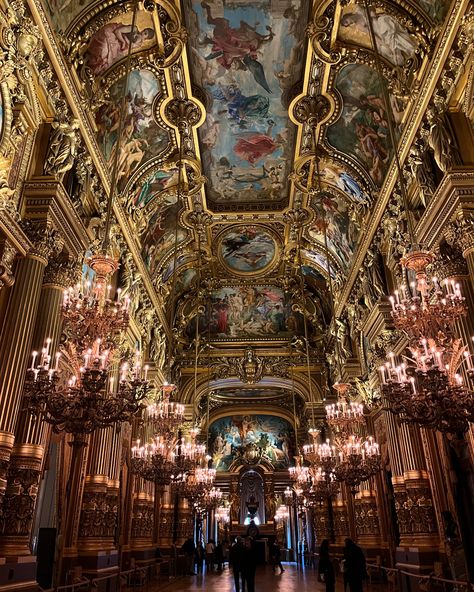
[288,457,311,488]
[381,249,474,433]
[307,467,339,503]
[215,504,230,524]
[131,435,177,486]
[333,435,381,493]
[200,486,223,511]
[180,466,216,504]
[326,382,364,434]
[274,504,290,522]
[23,252,149,440]
[24,340,149,438]
[175,429,207,473]
[147,383,185,436]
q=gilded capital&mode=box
[444,213,474,258]
[22,220,64,263]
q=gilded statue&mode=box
[426,108,461,173]
[44,119,80,177]
[408,144,435,207]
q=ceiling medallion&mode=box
[217,225,278,277]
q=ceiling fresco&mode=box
[184,0,310,208]
[209,414,294,471]
[217,225,277,275]
[39,0,453,342]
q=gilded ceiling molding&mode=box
[334,0,471,317]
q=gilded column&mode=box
[0,225,61,498]
[354,480,382,550]
[0,257,73,556]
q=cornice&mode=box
[335,0,470,316]
[415,167,474,247]
[0,210,31,255]
[23,177,89,256]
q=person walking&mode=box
[230,537,246,592]
[181,538,196,575]
[243,537,257,592]
[318,540,335,592]
[271,540,285,574]
[344,539,367,592]
[195,542,205,574]
[206,539,216,572]
[215,541,224,571]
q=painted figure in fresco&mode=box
[200,2,274,93]
[213,83,270,126]
[86,23,154,75]
[233,120,285,165]
[340,7,417,66]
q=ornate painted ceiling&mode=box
[41,0,451,353]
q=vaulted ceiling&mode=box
[46,0,450,346]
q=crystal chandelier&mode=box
[333,435,381,493]
[131,434,177,486]
[24,337,149,438]
[288,457,311,488]
[274,504,290,522]
[325,382,364,433]
[147,383,185,436]
[215,503,230,524]
[380,249,474,433]
[180,465,216,505]
[176,428,207,472]
[307,467,339,502]
[200,486,223,510]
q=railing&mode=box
[39,558,178,592]
[366,562,474,592]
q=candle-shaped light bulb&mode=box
[54,352,61,371]
[31,350,38,370]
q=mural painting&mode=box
[303,248,337,278]
[219,226,276,274]
[140,201,187,277]
[185,0,310,204]
[338,5,418,67]
[318,158,370,204]
[308,193,360,271]
[209,414,294,471]
[128,167,178,211]
[326,63,397,185]
[212,388,288,399]
[95,69,169,190]
[416,0,449,23]
[206,286,299,338]
[85,13,156,76]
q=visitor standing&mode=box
[230,537,246,592]
[243,537,257,592]
[206,539,216,571]
[344,538,367,592]
[181,538,196,575]
[318,539,335,592]
[271,540,285,574]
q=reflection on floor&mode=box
[145,563,386,592]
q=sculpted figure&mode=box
[44,120,80,176]
[426,108,461,173]
[408,144,435,207]
[366,247,386,303]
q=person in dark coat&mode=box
[215,541,224,571]
[271,540,285,573]
[344,538,367,592]
[242,537,257,592]
[195,542,205,574]
[230,537,246,592]
[318,539,335,592]
[181,538,196,575]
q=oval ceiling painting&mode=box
[218,225,276,274]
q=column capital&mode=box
[21,219,63,264]
[445,211,474,259]
[43,256,80,289]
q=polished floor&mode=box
[149,563,382,592]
